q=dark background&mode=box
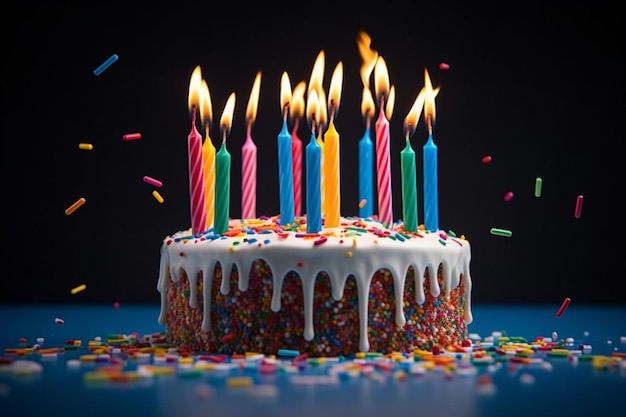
[2,4,623,305]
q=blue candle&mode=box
[277,118,294,225]
[305,130,321,233]
[423,133,438,232]
[358,127,374,218]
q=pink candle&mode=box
[375,95,392,226]
[241,71,262,221]
[241,127,257,220]
[188,107,207,235]
[291,118,303,217]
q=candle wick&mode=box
[283,105,289,123]
[222,128,227,144]
[247,121,252,137]
[427,114,433,135]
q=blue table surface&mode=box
[0,303,624,417]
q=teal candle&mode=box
[423,134,439,232]
[305,130,321,233]
[277,119,294,225]
[214,141,231,235]
[358,127,374,218]
[400,138,418,232]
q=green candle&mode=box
[400,138,418,232]
[214,140,231,235]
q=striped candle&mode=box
[291,119,303,217]
[241,131,256,220]
[188,108,207,235]
[375,98,392,226]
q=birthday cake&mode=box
[157,216,472,356]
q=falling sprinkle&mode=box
[504,191,514,202]
[78,143,93,150]
[65,198,86,215]
[123,133,142,141]
[438,62,450,70]
[143,176,163,188]
[556,297,571,318]
[113,302,120,309]
[359,199,367,208]
[490,228,512,238]
[152,190,164,203]
[534,177,542,197]
[93,54,118,76]
[482,155,492,164]
[70,284,86,295]
[55,318,65,326]
[574,195,583,218]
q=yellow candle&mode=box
[199,78,215,230]
[322,62,343,228]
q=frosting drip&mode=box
[158,216,472,353]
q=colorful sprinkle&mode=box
[70,284,86,295]
[143,176,163,188]
[55,318,64,326]
[438,62,450,70]
[359,199,367,208]
[65,197,86,215]
[123,133,142,141]
[482,155,492,164]
[78,143,93,150]
[556,297,571,318]
[490,228,512,238]
[93,54,118,76]
[152,190,164,204]
[574,195,583,219]
[504,192,514,202]
[534,177,542,197]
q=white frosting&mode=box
[157,217,472,352]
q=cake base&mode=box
[165,260,468,356]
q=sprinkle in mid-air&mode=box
[490,228,512,238]
[482,155,492,164]
[65,198,86,215]
[534,177,542,197]
[143,176,163,188]
[93,54,118,76]
[504,192,514,202]
[122,133,142,141]
[70,284,86,295]
[152,190,165,204]
[78,143,93,150]
[54,318,64,326]
[574,195,584,218]
[439,62,450,70]
[556,297,571,318]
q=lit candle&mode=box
[290,81,306,218]
[187,66,207,235]
[277,72,294,226]
[199,77,215,231]
[241,71,261,221]
[308,51,326,220]
[422,68,440,232]
[305,89,322,233]
[374,56,395,226]
[359,87,375,218]
[401,88,426,233]
[322,62,343,228]
[214,92,236,235]
[356,31,378,218]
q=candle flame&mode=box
[361,86,375,121]
[423,68,440,131]
[403,88,426,139]
[357,31,378,88]
[245,71,262,128]
[307,50,325,97]
[306,89,319,131]
[280,71,292,115]
[199,79,213,133]
[290,81,306,121]
[374,56,390,109]
[220,92,236,141]
[188,65,203,117]
[386,85,395,120]
[318,89,327,131]
[328,61,343,119]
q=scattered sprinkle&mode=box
[70,284,86,295]
[504,191,514,202]
[65,197,86,215]
[55,318,65,326]
[113,302,120,309]
[93,54,118,76]
[482,155,492,164]
[143,176,163,188]
[534,177,542,197]
[78,143,93,150]
[438,62,450,70]
[574,195,584,219]
[152,190,164,204]
[489,228,512,238]
[556,297,571,318]
[359,199,367,208]
[123,133,142,141]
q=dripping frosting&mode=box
[157,216,472,353]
